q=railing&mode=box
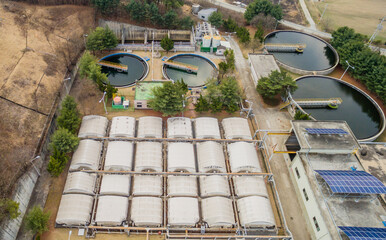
[98,60,128,72]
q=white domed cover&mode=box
[135,142,163,172]
[109,116,136,138]
[137,116,163,138]
[227,142,261,173]
[56,194,93,226]
[197,141,226,173]
[222,117,252,140]
[132,175,163,196]
[131,197,163,227]
[200,175,230,197]
[63,172,96,195]
[167,143,196,172]
[202,197,235,227]
[237,196,275,228]
[194,117,221,139]
[168,197,199,227]
[78,115,108,138]
[233,176,268,198]
[70,140,102,171]
[95,196,129,226]
[167,117,193,139]
[99,175,130,196]
[168,176,197,197]
[104,141,134,171]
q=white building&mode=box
[248,54,280,86]
[198,8,217,21]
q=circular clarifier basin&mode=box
[100,53,149,87]
[292,76,385,141]
[163,54,217,87]
[264,31,338,74]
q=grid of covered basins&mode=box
[55,115,277,234]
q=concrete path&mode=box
[227,36,311,240]
[298,0,316,30]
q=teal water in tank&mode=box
[101,54,147,87]
[292,77,382,140]
[264,31,337,71]
[164,55,217,87]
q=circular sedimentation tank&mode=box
[163,54,217,87]
[264,30,339,75]
[99,53,149,87]
[292,76,385,141]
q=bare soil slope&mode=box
[0,1,94,198]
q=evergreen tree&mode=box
[79,51,97,78]
[149,81,188,116]
[236,27,250,44]
[223,17,239,32]
[91,0,120,14]
[163,10,178,29]
[244,0,283,22]
[209,97,223,113]
[195,94,209,113]
[294,110,311,120]
[256,70,297,99]
[0,199,20,221]
[86,27,118,52]
[50,128,79,154]
[179,16,194,30]
[47,147,69,177]
[220,77,241,113]
[208,11,223,28]
[161,36,174,53]
[57,96,81,134]
[25,206,50,236]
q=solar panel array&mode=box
[315,170,386,194]
[305,128,348,135]
[339,226,386,240]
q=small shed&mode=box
[202,197,235,228]
[198,8,217,21]
[63,172,96,195]
[194,117,221,139]
[131,197,163,227]
[168,197,199,227]
[56,194,94,226]
[167,117,193,139]
[78,115,108,138]
[137,116,163,138]
[168,176,198,197]
[109,116,136,138]
[222,117,252,140]
[135,142,163,172]
[99,175,131,196]
[95,196,129,226]
[233,176,268,198]
[167,143,196,172]
[227,142,261,173]
[237,196,275,228]
[132,175,163,196]
[200,175,230,197]
[134,82,163,109]
[104,141,134,171]
[69,140,102,171]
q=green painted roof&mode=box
[135,81,164,100]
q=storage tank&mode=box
[192,4,200,14]
[212,35,221,48]
[202,35,212,48]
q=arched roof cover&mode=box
[56,194,93,226]
[78,115,108,138]
[167,143,196,172]
[227,142,261,173]
[202,197,235,228]
[132,175,163,196]
[104,141,134,171]
[200,176,230,197]
[99,175,130,196]
[167,117,193,139]
[222,117,252,140]
[168,197,199,227]
[194,117,221,139]
[63,172,96,195]
[237,196,275,228]
[135,142,163,172]
[70,140,102,171]
[197,141,226,173]
[131,197,163,227]
[95,196,129,226]
[137,116,163,138]
[233,176,268,198]
[109,116,136,138]
[168,176,197,197]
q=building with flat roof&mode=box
[134,81,163,109]
[248,54,280,86]
[286,120,386,240]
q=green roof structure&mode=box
[135,81,164,100]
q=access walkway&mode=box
[98,60,128,72]
[163,60,199,73]
[265,43,306,53]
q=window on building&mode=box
[303,188,309,201]
[295,167,300,179]
[137,104,142,108]
[313,217,320,232]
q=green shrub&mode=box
[294,110,311,120]
[50,128,79,154]
[0,198,21,221]
[47,148,69,177]
[25,206,50,235]
[57,96,81,134]
[195,94,209,113]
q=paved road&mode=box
[298,0,316,30]
[227,36,312,240]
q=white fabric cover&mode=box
[202,197,235,227]
[194,117,221,139]
[222,117,252,140]
[78,115,108,138]
[99,175,130,196]
[132,175,163,196]
[168,176,197,197]
[135,142,163,172]
[104,141,134,171]
[131,197,163,227]
[227,142,261,173]
[167,143,196,172]
[197,141,226,173]
[95,196,128,226]
[137,116,163,138]
[233,176,268,198]
[56,194,93,226]
[168,197,199,227]
[237,196,275,228]
[63,172,96,195]
[70,140,102,171]
[167,117,192,139]
[200,176,230,197]
[109,116,136,138]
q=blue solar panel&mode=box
[306,128,348,135]
[315,170,386,194]
[339,226,386,240]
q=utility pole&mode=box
[368,16,385,45]
[319,4,328,23]
[99,91,108,115]
[340,60,354,80]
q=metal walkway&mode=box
[163,60,199,73]
[98,60,128,72]
[294,98,342,108]
[265,43,306,53]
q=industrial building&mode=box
[284,120,386,240]
[55,116,292,239]
[197,8,217,21]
